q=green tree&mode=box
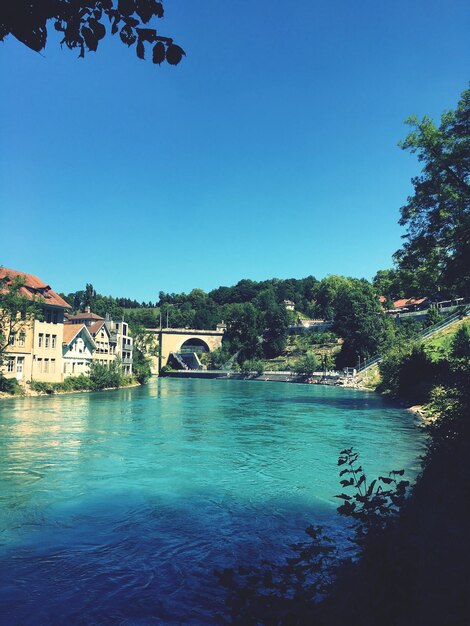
[394,87,470,297]
[262,302,289,359]
[294,352,318,377]
[334,280,390,367]
[83,283,96,312]
[0,1,185,66]
[425,306,441,328]
[241,359,264,377]
[0,274,42,365]
[223,303,261,363]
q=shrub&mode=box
[0,375,23,395]
[241,359,265,377]
[294,352,318,377]
[378,343,440,403]
[89,359,124,390]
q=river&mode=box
[0,378,425,624]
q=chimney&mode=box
[86,305,91,313]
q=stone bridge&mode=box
[144,326,225,374]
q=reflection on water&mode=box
[0,379,425,624]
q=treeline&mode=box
[62,275,430,368]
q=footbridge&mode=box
[144,327,225,375]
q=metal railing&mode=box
[356,305,469,374]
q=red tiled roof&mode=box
[393,297,427,309]
[0,267,70,309]
[63,324,96,348]
[66,312,104,321]
[87,320,107,336]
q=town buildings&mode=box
[0,267,133,383]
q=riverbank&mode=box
[0,380,141,399]
[162,368,372,391]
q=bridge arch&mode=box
[178,337,210,353]
[144,327,225,374]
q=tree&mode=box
[294,352,318,378]
[0,274,42,365]
[394,87,470,297]
[223,303,262,363]
[83,283,96,311]
[0,1,185,66]
[334,280,390,367]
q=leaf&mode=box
[166,43,185,65]
[137,28,156,42]
[153,2,164,18]
[379,476,393,484]
[120,24,136,46]
[89,19,106,41]
[334,493,352,500]
[152,41,165,64]
[339,468,350,477]
[81,26,98,52]
[136,39,145,59]
[340,478,354,487]
[356,474,366,489]
[390,469,405,476]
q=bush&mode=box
[89,359,124,390]
[0,375,23,395]
[241,359,265,377]
[378,343,441,403]
[29,380,56,394]
[294,352,318,377]
[61,375,92,391]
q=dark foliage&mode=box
[394,87,470,297]
[0,1,185,66]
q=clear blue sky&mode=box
[1,0,468,301]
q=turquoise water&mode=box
[0,379,425,624]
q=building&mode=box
[0,267,70,383]
[284,300,295,311]
[64,310,134,373]
[105,318,133,375]
[62,324,96,377]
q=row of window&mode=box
[6,357,24,373]
[44,309,60,324]
[38,333,57,349]
[8,332,26,347]
[36,358,56,374]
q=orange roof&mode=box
[393,297,427,309]
[63,324,96,347]
[87,320,107,335]
[0,267,70,309]
[66,312,104,321]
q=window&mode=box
[38,333,43,348]
[45,310,52,323]
[9,333,15,345]
[7,358,14,372]
[51,359,56,373]
[45,334,50,348]
[44,359,49,373]
[18,332,26,347]
[16,357,24,373]
[52,310,58,324]
[37,358,43,373]
[52,335,57,349]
